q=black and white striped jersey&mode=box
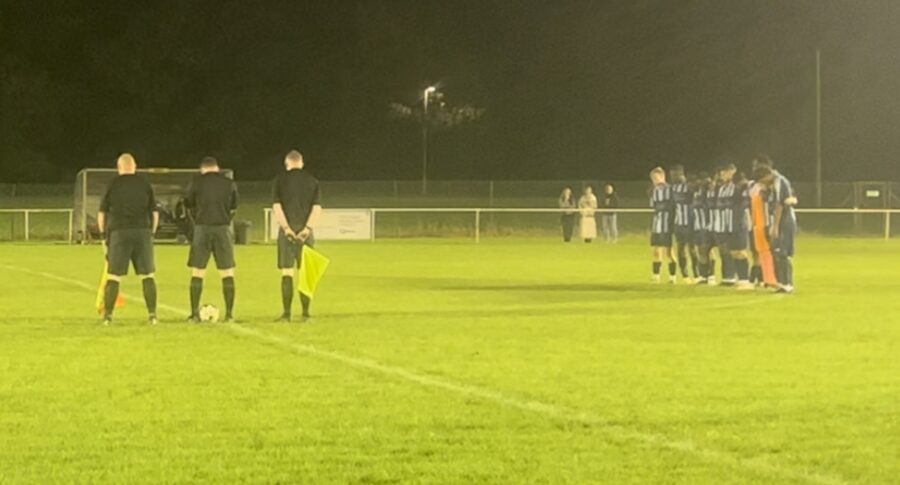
[671,182,692,228]
[705,186,718,232]
[714,182,736,234]
[650,184,673,234]
[692,187,708,232]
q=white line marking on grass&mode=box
[0,264,847,485]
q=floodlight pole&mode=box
[422,86,436,195]
[816,49,823,207]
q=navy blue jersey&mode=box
[650,184,673,234]
[691,187,708,232]
[671,182,692,228]
[768,172,797,228]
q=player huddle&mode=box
[649,156,797,293]
[97,150,321,325]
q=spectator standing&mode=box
[558,186,577,242]
[600,183,619,243]
[578,186,598,243]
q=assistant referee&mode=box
[97,153,159,325]
[185,156,239,322]
[272,150,321,322]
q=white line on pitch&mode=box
[0,263,847,485]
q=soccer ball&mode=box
[198,304,220,323]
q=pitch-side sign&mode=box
[269,209,372,241]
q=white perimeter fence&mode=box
[264,207,900,243]
[0,209,74,242]
[0,207,896,243]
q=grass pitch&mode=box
[0,237,897,484]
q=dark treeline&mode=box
[2,0,900,183]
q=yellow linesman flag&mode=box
[95,261,126,315]
[296,245,330,298]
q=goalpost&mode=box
[73,168,233,242]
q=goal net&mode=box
[73,168,233,242]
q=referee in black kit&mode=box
[271,150,322,322]
[185,157,239,322]
[97,153,159,325]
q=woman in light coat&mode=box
[578,186,598,243]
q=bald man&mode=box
[97,153,160,325]
[272,150,321,322]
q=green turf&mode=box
[0,237,897,484]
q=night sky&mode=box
[2,0,900,183]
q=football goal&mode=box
[73,168,233,242]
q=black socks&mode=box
[652,261,677,277]
[142,278,157,316]
[281,277,306,317]
[104,280,120,317]
[105,278,155,319]
[222,277,235,317]
[698,262,708,279]
[750,266,761,284]
[735,258,750,281]
[281,276,293,316]
[190,277,203,316]
[720,253,735,280]
[776,255,793,286]
[191,276,235,318]
[300,294,311,317]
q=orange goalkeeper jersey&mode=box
[750,185,770,252]
[750,184,776,286]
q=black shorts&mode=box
[713,232,730,250]
[674,227,692,245]
[277,229,316,269]
[108,228,155,276]
[729,228,749,251]
[650,232,673,247]
[692,230,711,247]
[188,225,236,270]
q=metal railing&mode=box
[3,180,899,208]
[0,208,74,242]
[264,207,899,242]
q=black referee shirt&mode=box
[99,174,157,231]
[272,169,321,232]
[185,172,239,225]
